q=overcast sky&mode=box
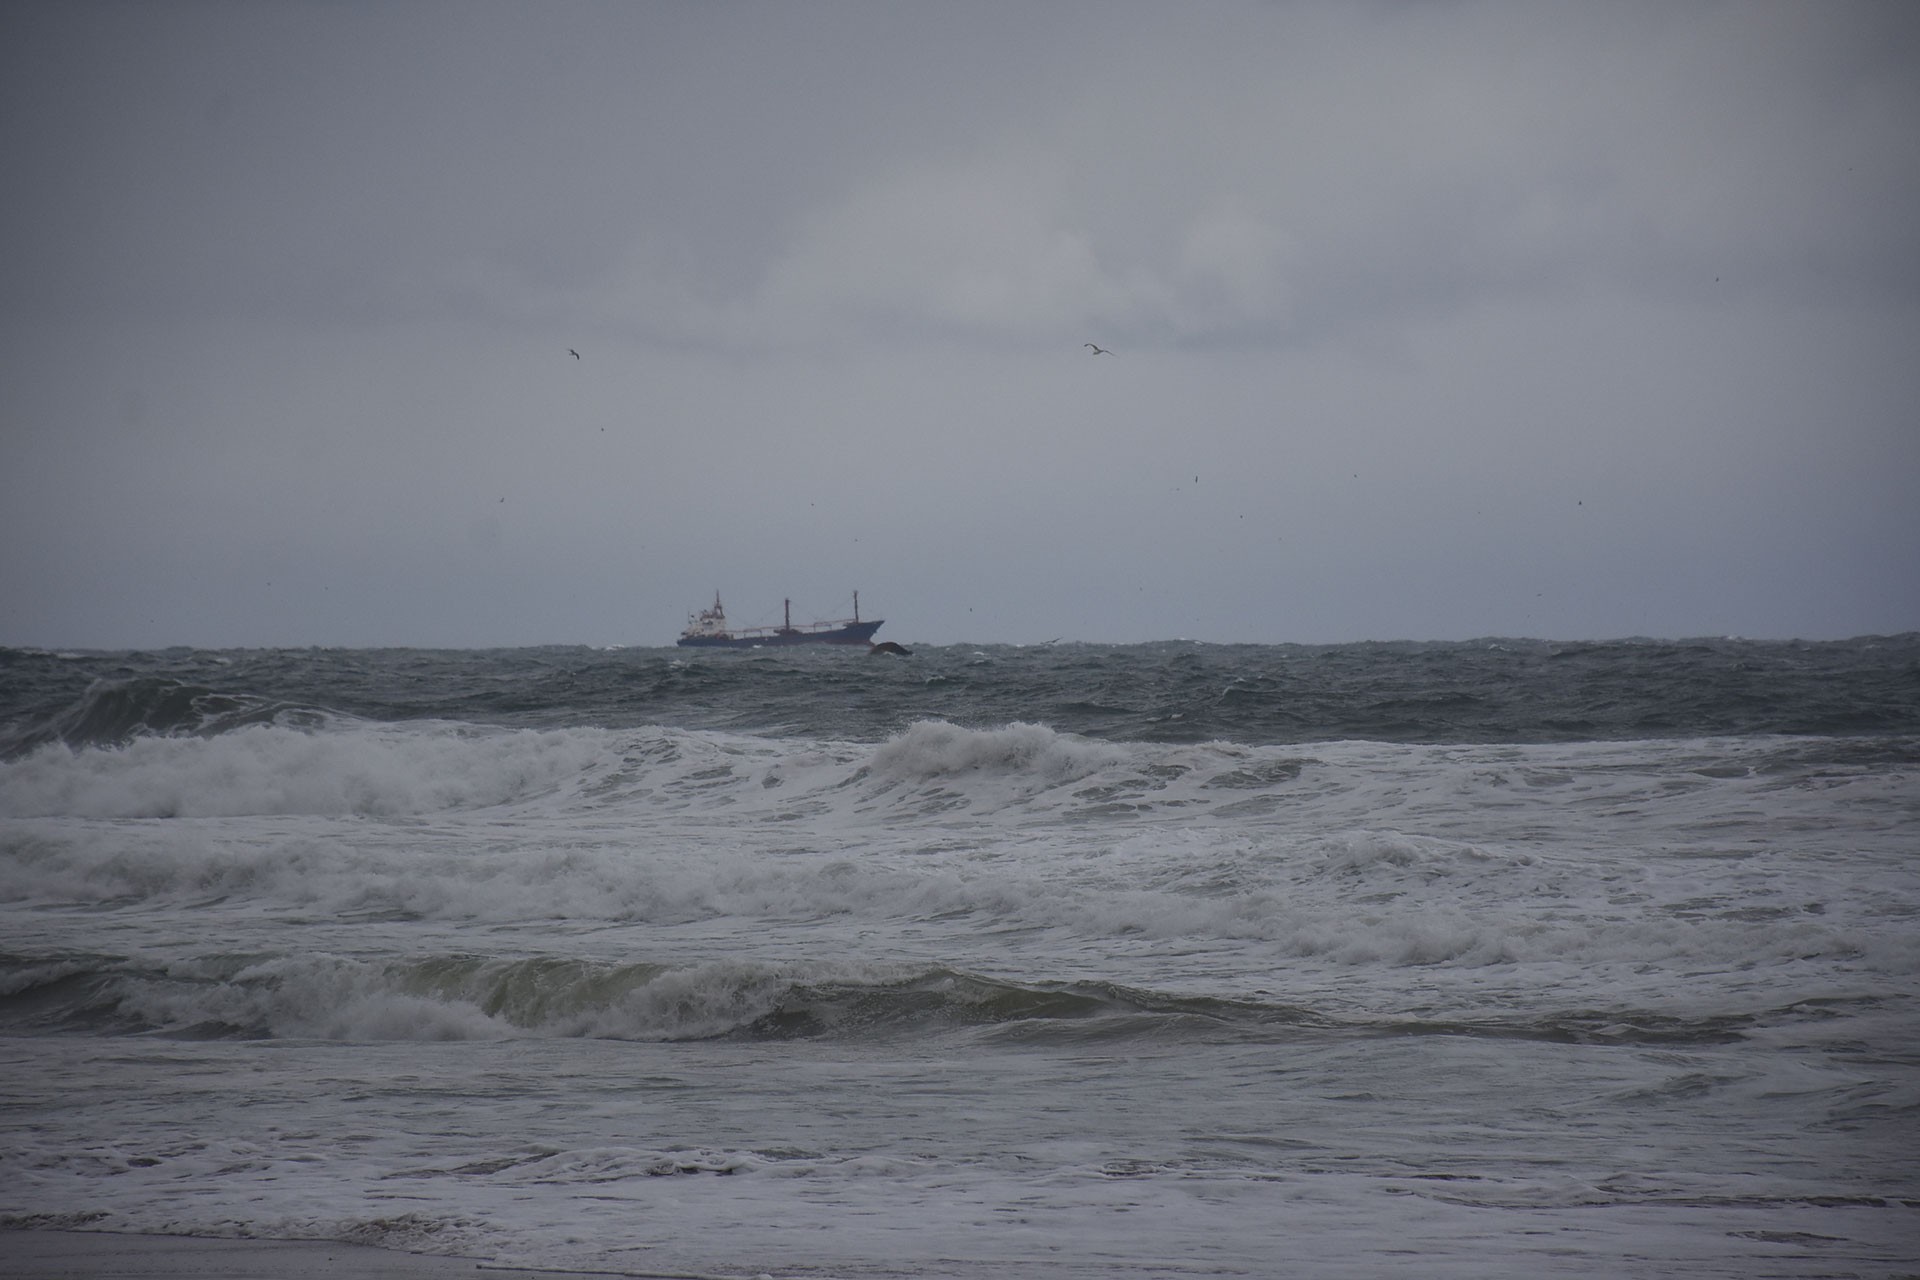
[3,1,1916,648]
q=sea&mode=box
[1,637,1916,1279]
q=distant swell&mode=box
[5,637,1916,749]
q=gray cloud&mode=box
[3,0,1916,646]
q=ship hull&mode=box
[677,619,883,648]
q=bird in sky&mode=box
[1085,343,1112,355]
[569,349,580,359]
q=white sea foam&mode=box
[0,722,611,819]
[131,953,515,1042]
[865,718,1125,786]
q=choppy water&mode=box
[2,638,1917,1277]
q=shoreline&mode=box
[0,1231,762,1280]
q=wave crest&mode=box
[2,951,1816,1049]
[865,720,1123,786]
[0,676,325,758]
[0,722,608,819]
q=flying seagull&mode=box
[1084,343,1112,355]
[569,349,580,359]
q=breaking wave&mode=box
[0,721,612,819]
[0,715,1261,822]
[0,675,327,758]
[0,950,1809,1048]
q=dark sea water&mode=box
[4,635,1914,752]
[2,638,1917,1277]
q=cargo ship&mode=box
[676,592,883,648]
